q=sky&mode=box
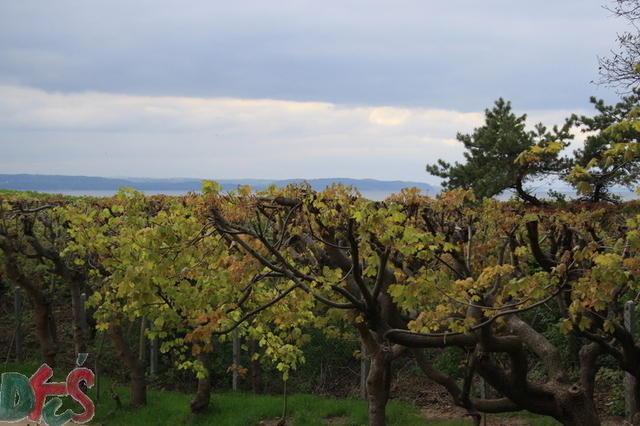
[0,1,628,183]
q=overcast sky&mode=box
[0,1,626,183]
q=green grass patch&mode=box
[1,361,43,376]
[0,363,422,425]
[0,362,561,425]
[91,389,426,426]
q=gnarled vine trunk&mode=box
[109,324,147,407]
[366,349,392,426]
[190,352,213,414]
[553,385,600,426]
[33,297,58,367]
[357,322,403,426]
[3,251,58,367]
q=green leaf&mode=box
[201,180,222,195]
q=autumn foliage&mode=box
[2,184,640,425]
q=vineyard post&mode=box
[80,292,88,336]
[624,300,638,422]
[480,378,488,426]
[232,330,240,391]
[150,338,159,376]
[360,341,370,400]
[249,339,262,393]
[138,317,147,365]
[14,288,23,362]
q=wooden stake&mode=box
[624,301,638,422]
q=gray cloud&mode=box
[0,1,622,182]
[0,86,581,182]
[0,0,623,111]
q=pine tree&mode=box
[568,90,640,202]
[426,98,572,204]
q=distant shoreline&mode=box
[11,189,398,201]
[0,174,438,194]
[1,174,637,201]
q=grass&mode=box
[88,390,562,426]
[0,362,561,425]
[1,362,424,425]
[89,389,429,426]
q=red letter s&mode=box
[67,367,95,423]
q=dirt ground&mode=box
[421,406,529,425]
[389,361,629,426]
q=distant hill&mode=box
[0,174,437,194]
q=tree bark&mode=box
[366,349,391,426]
[33,294,58,367]
[357,323,393,426]
[554,385,601,426]
[579,342,602,399]
[477,354,600,426]
[3,252,57,366]
[514,179,542,206]
[109,324,147,407]
[190,352,213,414]
[21,228,89,356]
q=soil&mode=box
[390,358,628,425]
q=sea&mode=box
[32,189,396,201]
[23,188,639,202]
